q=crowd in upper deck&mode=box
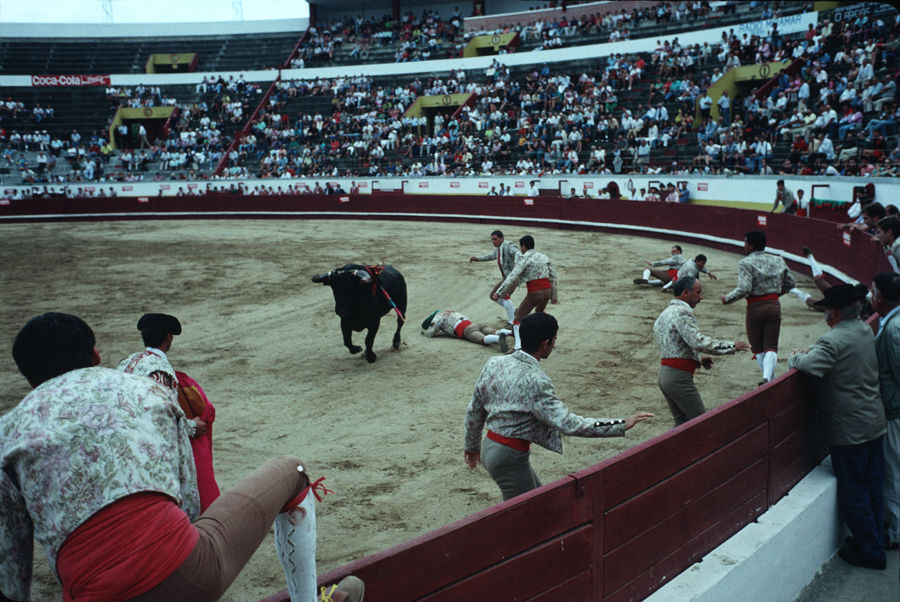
[1,1,898,189]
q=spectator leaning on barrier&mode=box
[875,217,900,273]
[789,284,888,570]
[871,272,900,551]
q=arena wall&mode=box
[1,194,885,599]
[4,175,898,213]
[0,192,890,283]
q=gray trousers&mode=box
[481,437,541,501]
[658,365,706,426]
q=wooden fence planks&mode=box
[421,525,593,601]
[602,459,768,594]
[314,481,590,600]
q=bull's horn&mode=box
[312,271,331,283]
[354,270,372,283]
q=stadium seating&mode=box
[0,32,300,75]
[0,2,897,190]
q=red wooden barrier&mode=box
[0,193,878,600]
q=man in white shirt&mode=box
[716,91,732,125]
[699,92,713,120]
[138,124,150,149]
[817,133,836,162]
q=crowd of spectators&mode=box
[464,1,801,53]
[287,1,801,68]
[0,73,268,184]
[1,2,898,187]
[292,7,464,68]
[1,98,55,123]
[214,5,898,181]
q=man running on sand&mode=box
[469,230,521,324]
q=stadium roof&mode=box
[0,0,310,23]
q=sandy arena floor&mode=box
[0,219,826,600]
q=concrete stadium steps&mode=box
[0,86,110,142]
[0,32,300,75]
[211,32,301,71]
[280,94,335,119]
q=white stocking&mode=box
[501,298,516,323]
[789,288,811,303]
[807,254,823,278]
[275,493,318,602]
[513,323,521,350]
[763,351,777,382]
[483,334,500,345]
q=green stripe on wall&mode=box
[688,199,769,210]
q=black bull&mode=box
[311,264,407,363]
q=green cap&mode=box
[421,310,439,330]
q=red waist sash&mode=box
[661,358,700,374]
[454,319,473,338]
[526,278,552,292]
[747,293,779,304]
[57,493,197,602]
[487,430,531,452]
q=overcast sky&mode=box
[0,0,309,23]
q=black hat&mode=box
[137,313,182,335]
[812,284,868,309]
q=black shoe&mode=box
[838,538,887,570]
[498,333,509,353]
[802,246,812,257]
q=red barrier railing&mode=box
[2,193,883,283]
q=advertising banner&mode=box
[31,74,110,87]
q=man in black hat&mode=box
[118,313,208,439]
[118,313,182,393]
[788,284,888,570]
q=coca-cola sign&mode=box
[31,74,111,87]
